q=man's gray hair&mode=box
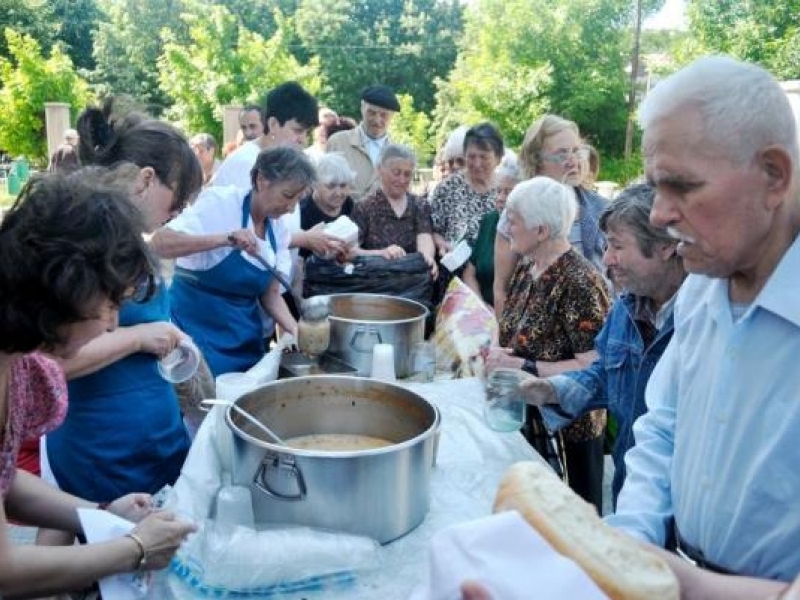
[314,152,355,185]
[639,55,798,164]
[506,176,576,240]
[379,143,416,168]
[600,183,678,259]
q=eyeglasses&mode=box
[446,157,465,170]
[130,272,156,303]
[539,146,589,165]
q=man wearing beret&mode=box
[327,84,400,200]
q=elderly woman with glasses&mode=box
[153,146,315,377]
[494,115,608,318]
[486,176,610,514]
[44,105,204,506]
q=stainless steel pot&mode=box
[227,375,440,543]
[324,294,428,377]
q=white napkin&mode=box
[441,239,472,272]
[324,215,360,246]
[409,511,608,600]
[78,508,150,600]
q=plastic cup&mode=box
[483,368,526,432]
[370,343,396,382]
[157,339,200,383]
[215,481,255,528]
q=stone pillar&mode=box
[781,81,800,139]
[45,103,72,159]
[223,106,243,147]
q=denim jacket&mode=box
[542,293,675,508]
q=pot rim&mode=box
[324,293,429,326]
[226,375,441,457]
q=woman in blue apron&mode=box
[152,146,314,377]
[46,106,203,502]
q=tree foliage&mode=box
[389,94,434,165]
[681,0,800,79]
[435,0,638,156]
[0,29,92,160]
[51,0,103,71]
[293,0,463,117]
[92,0,190,114]
[158,2,322,142]
[0,0,57,62]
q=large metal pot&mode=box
[227,375,439,543]
[324,294,428,377]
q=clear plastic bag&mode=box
[169,522,379,597]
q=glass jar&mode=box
[298,296,332,360]
[484,368,526,432]
[409,341,437,382]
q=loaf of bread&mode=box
[493,461,679,600]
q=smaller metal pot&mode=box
[324,294,428,377]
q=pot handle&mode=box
[254,452,306,501]
[349,326,383,353]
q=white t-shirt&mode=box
[167,185,292,279]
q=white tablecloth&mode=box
[154,377,540,599]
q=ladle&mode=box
[201,399,288,447]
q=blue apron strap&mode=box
[243,191,278,254]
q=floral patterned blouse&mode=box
[429,171,496,246]
[1,353,68,497]
[351,188,432,253]
[500,250,610,441]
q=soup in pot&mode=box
[285,433,394,451]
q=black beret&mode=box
[361,84,400,112]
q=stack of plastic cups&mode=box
[370,343,396,382]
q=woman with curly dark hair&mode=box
[0,174,195,596]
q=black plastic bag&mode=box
[303,253,433,309]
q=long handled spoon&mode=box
[201,399,288,447]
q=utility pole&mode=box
[624,0,643,160]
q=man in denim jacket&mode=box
[518,183,685,509]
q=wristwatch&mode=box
[522,359,539,377]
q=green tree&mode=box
[293,0,463,117]
[158,3,322,142]
[0,29,92,161]
[0,0,57,61]
[92,0,189,114]
[435,0,640,156]
[51,0,103,71]
[681,1,800,79]
[389,93,434,165]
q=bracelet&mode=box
[125,532,148,570]
[226,232,237,246]
[522,359,539,377]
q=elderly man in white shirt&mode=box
[602,55,800,592]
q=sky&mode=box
[643,0,687,31]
